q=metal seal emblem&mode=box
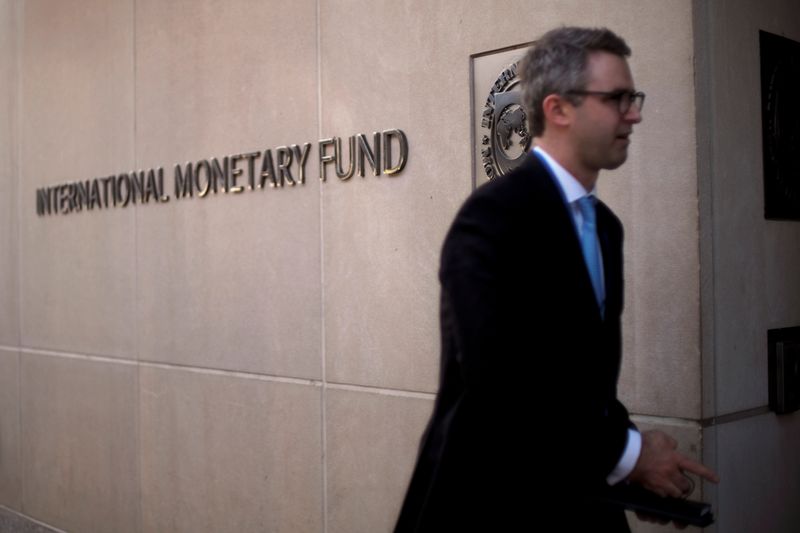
[479,61,532,179]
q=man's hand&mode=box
[628,430,720,498]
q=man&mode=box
[395,27,718,532]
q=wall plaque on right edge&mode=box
[760,30,800,220]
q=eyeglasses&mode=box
[566,89,646,114]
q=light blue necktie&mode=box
[576,196,605,316]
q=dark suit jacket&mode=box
[395,153,633,532]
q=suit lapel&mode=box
[596,202,622,319]
[525,154,604,321]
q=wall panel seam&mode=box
[14,0,24,514]
[131,0,142,531]
[0,505,67,533]
[316,1,328,530]
[632,405,772,428]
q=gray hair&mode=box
[519,27,631,137]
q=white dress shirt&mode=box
[533,146,641,485]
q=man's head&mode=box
[520,27,643,184]
[520,27,633,138]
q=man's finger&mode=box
[654,480,684,499]
[646,484,668,498]
[678,457,720,483]
[667,484,684,498]
[670,473,692,495]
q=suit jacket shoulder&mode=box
[440,153,574,279]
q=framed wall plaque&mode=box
[760,30,800,220]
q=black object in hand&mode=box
[599,483,715,528]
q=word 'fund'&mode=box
[319,130,408,181]
[35,129,409,216]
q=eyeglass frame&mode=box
[565,89,646,115]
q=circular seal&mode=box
[480,61,532,179]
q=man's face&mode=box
[569,51,642,175]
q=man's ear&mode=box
[541,93,573,128]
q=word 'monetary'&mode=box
[36,129,408,217]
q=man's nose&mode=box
[624,106,643,124]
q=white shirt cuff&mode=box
[606,429,641,485]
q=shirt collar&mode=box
[533,145,595,203]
